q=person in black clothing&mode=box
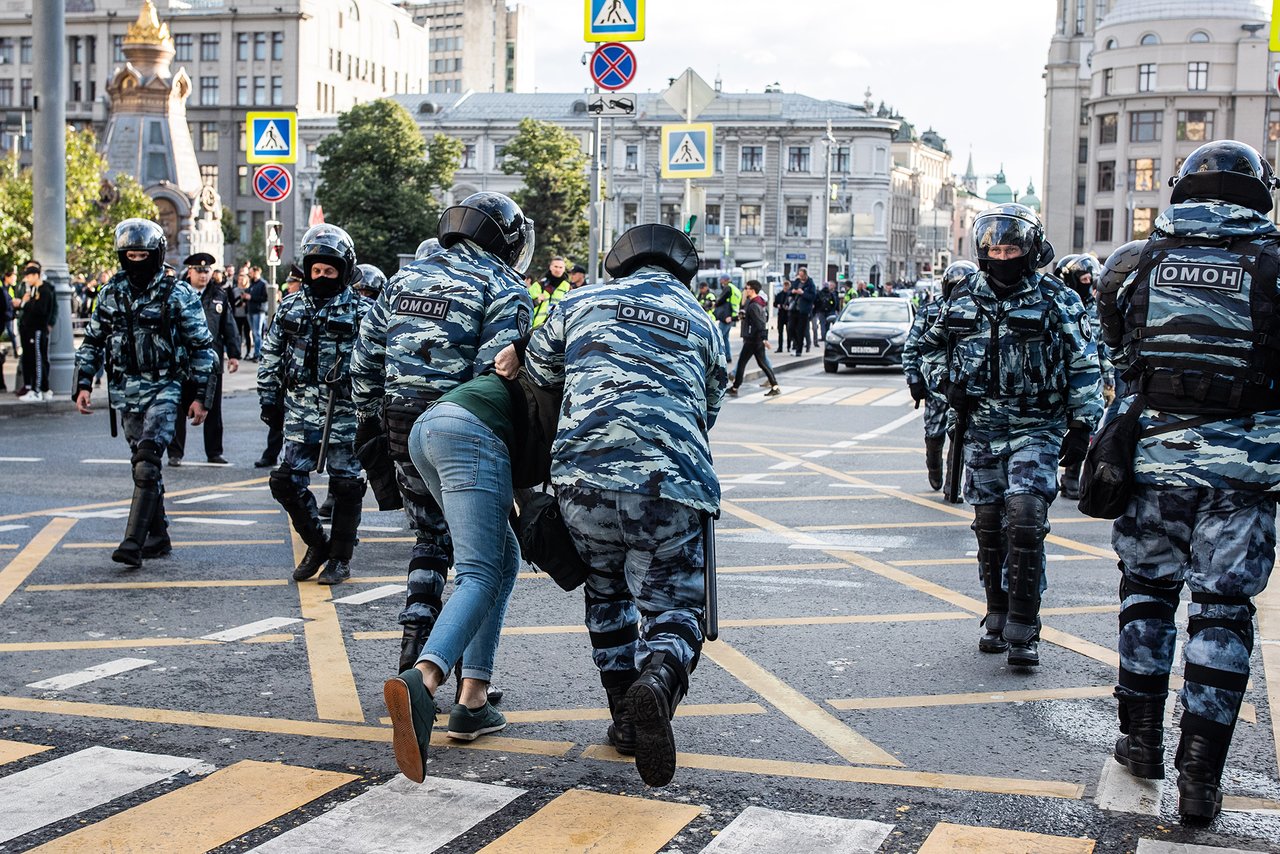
[246,266,269,359]
[169,254,240,465]
[773,280,791,352]
[786,267,816,356]
[727,280,780,396]
[815,280,839,340]
[254,264,303,469]
[17,262,54,401]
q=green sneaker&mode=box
[446,701,507,741]
[383,668,437,783]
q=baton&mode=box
[316,385,336,475]
[104,352,118,438]
[702,513,718,642]
[944,397,969,505]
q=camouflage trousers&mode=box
[1114,485,1276,728]
[121,400,179,453]
[278,440,360,488]
[922,391,947,440]
[558,485,705,679]
[394,460,453,628]
[964,439,1059,593]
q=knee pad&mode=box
[327,476,366,504]
[1189,591,1256,657]
[971,504,1004,546]
[408,541,450,579]
[269,467,306,507]
[1005,494,1048,551]
[131,441,162,488]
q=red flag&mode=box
[308,204,325,227]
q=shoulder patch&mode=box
[615,303,691,336]
[394,294,451,321]
[1154,261,1244,292]
[1078,312,1093,341]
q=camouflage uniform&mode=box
[902,297,948,440]
[524,265,727,697]
[1099,201,1280,747]
[349,239,531,654]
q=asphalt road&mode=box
[0,363,1277,853]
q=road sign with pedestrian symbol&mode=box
[661,123,714,179]
[585,0,644,42]
[246,111,296,164]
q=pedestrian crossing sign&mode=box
[245,111,297,164]
[585,0,644,42]
[661,123,714,179]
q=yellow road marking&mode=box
[0,738,51,764]
[917,822,1095,853]
[0,517,75,607]
[892,556,1105,567]
[155,509,279,516]
[0,694,576,757]
[1040,604,1117,615]
[829,685,1115,711]
[0,637,219,653]
[478,789,700,854]
[765,385,832,404]
[1257,579,1280,773]
[581,745,1084,799]
[705,641,902,767]
[65,539,282,549]
[1223,795,1280,812]
[378,702,768,727]
[730,494,879,502]
[838,387,897,405]
[292,530,363,723]
[0,544,16,550]
[27,759,357,854]
[0,476,269,523]
[244,633,296,643]
[26,579,290,591]
[797,518,1108,531]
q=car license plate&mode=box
[849,346,880,354]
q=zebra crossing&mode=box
[727,383,914,406]
[0,738,1259,853]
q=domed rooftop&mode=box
[1018,181,1041,214]
[1100,0,1267,27]
[985,168,1015,205]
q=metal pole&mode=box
[683,86,692,256]
[268,199,279,317]
[588,87,601,283]
[821,123,833,291]
[33,1,70,394]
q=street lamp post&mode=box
[33,2,71,394]
[822,121,834,289]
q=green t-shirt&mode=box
[436,372,514,452]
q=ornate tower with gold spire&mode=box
[102,1,222,267]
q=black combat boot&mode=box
[1003,495,1047,667]
[972,505,1008,653]
[1175,721,1233,824]
[318,492,334,521]
[270,468,330,580]
[1114,691,1166,779]
[1060,461,1082,501]
[626,652,688,786]
[112,484,161,568]
[397,542,451,671]
[140,495,172,559]
[924,437,945,491]
[603,670,639,756]
[318,477,363,585]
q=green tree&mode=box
[501,118,589,275]
[315,99,460,273]
[0,127,155,276]
[220,205,238,248]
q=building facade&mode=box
[0,0,430,266]
[889,119,954,281]
[401,0,530,94]
[1043,0,1273,257]
[296,89,901,283]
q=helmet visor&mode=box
[114,219,163,252]
[512,219,535,275]
[973,216,1037,261]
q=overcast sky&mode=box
[528,0,1058,197]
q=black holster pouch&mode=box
[514,490,592,592]
[383,399,431,463]
[1078,395,1145,519]
[356,432,404,511]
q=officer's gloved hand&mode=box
[908,378,928,404]
[1059,423,1091,467]
[355,416,382,450]
[946,383,969,410]
[260,402,283,426]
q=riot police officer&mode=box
[1097,140,1280,824]
[523,224,727,787]
[903,260,975,491]
[350,192,533,672]
[1057,254,1114,500]
[355,263,386,301]
[258,225,370,585]
[74,219,217,567]
[918,204,1102,667]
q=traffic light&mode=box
[264,220,283,268]
[684,215,698,235]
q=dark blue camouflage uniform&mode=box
[525,265,727,680]
[902,297,948,439]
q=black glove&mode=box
[1059,424,1091,467]
[946,383,969,409]
[908,379,928,404]
[355,415,382,450]
[260,402,283,427]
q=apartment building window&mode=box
[175,33,193,62]
[198,121,218,152]
[1133,207,1157,240]
[1187,61,1208,91]
[714,144,723,173]
[705,204,720,235]
[1176,110,1213,142]
[624,144,638,171]
[254,32,267,62]
[19,78,30,107]
[200,33,219,62]
[1129,110,1162,142]
[785,205,809,237]
[199,164,218,188]
[1099,113,1117,144]
[238,122,246,151]
[1076,175,1087,205]
[623,202,639,230]
[199,76,219,105]
[1270,109,1280,145]
[271,76,283,106]
[71,81,82,102]
[1129,158,1159,191]
[253,76,266,105]
[833,145,850,173]
[787,146,810,173]
[1138,63,1156,92]
[271,32,285,61]
[19,36,30,64]
[1102,68,1113,96]
[460,143,476,169]
[1073,215,1086,253]
[236,33,249,62]
[1097,161,1116,192]
[1078,136,1088,165]
[85,35,96,66]
[493,144,506,167]
[1096,209,1113,242]
[113,35,124,62]
[0,80,12,107]
[661,203,681,228]
[740,145,764,172]
[69,36,81,65]
[236,76,248,105]
[237,165,250,196]
[740,205,762,236]
[0,38,13,65]
[1074,0,1086,34]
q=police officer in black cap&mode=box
[568,263,588,290]
[169,253,240,466]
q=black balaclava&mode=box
[121,251,162,290]
[306,264,343,302]
[985,258,1026,296]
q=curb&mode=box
[0,398,78,419]
[739,351,823,384]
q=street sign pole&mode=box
[684,84,693,258]
[589,85,601,284]
[268,200,279,316]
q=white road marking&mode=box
[0,524,29,533]
[174,492,235,504]
[1094,757,1163,816]
[768,460,802,471]
[700,806,894,853]
[358,525,404,532]
[173,461,233,467]
[0,456,41,462]
[799,388,865,405]
[27,658,157,691]
[801,449,832,458]
[849,408,923,443]
[201,617,303,642]
[788,542,885,553]
[833,440,857,448]
[331,584,407,605]
[0,746,205,843]
[171,517,257,527]
[80,458,131,464]
[50,508,131,519]
[247,775,526,853]
[1136,841,1260,854]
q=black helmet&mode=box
[115,218,167,287]
[1061,254,1103,303]
[1052,253,1080,281]
[356,263,386,296]
[972,203,1052,276]
[605,224,700,285]
[415,237,443,261]
[299,224,357,285]
[1169,140,1279,213]
[940,260,977,300]
[437,192,535,273]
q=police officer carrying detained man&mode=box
[74,219,217,568]
[1095,140,1280,824]
[258,224,370,586]
[919,203,1102,667]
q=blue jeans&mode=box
[248,311,265,358]
[408,403,518,682]
[717,320,733,362]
